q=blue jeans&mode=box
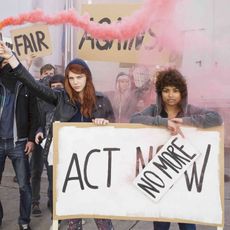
[154,222,196,230]
[0,138,32,225]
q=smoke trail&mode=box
[0,0,179,41]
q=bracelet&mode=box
[5,52,14,60]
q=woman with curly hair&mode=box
[130,68,223,230]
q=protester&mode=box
[30,63,56,217]
[130,68,223,230]
[0,53,38,230]
[34,74,65,216]
[107,72,137,122]
[38,64,55,85]
[0,42,115,230]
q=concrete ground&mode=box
[0,149,229,230]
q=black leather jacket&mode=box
[0,74,38,142]
[12,63,115,122]
[11,63,115,155]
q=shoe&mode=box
[19,224,31,230]
[32,203,42,217]
[13,176,18,183]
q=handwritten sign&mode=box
[134,135,201,202]
[53,123,223,227]
[77,4,181,65]
[10,24,52,60]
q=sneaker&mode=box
[32,203,42,217]
[19,224,31,230]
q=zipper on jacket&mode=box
[0,82,6,121]
[13,82,23,144]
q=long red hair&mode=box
[64,64,96,117]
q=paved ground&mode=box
[0,149,229,230]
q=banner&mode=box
[53,123,224,227]
[134,135,201,202]
[77,4,181,65]
[10,24,52,60]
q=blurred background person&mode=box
[107,72,137,122]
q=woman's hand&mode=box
[170,118,183,124]
[92,118,109,125]
[167,120,184,138]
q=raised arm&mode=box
[0,41,58,105]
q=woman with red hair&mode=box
[0,41,114,230]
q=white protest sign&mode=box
[134,135,201,202]
[53,123,224,227]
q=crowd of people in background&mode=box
[0,39,223,230]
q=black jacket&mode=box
[11,63,115,155]
[0,71,38,142]
[11,63,115,123]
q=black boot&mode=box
[0,200,3,226]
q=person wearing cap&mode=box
[0,41,115,230]
[0,46,39,230]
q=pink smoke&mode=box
[0,0,179,41]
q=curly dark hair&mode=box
[155,69,187,100]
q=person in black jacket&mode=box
[30,63,56,217]
[0,54,38,230]
[34,74,65,219]
[0,41,115,230]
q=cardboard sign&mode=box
[10,24,52,60]
[53,123,224,227]
[0,32,13,49]
[134,135,201,202]
[77,4,181,65]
